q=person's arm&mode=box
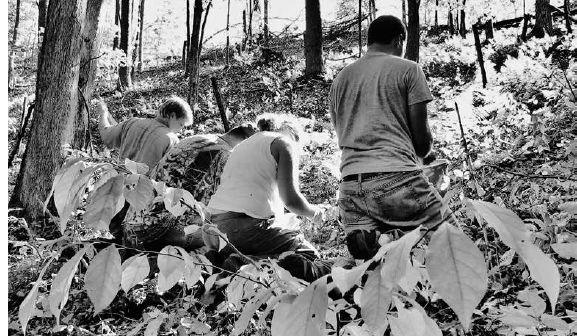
[271,137,321,220]
[96,100,123,148]
[406,63,434,159]
[407,102,433,158]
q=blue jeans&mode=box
[338,170,453,259]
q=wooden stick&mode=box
[472,24,488,88]
[210,77,230,132]
[8,99,34,168]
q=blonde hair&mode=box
[157,96,194,126]
[256,113,303,142]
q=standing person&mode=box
[97,96,193,170]
[206,114,330,282]
[329,15,453,260]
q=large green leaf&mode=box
[360,265,392,335]
[232,287,274,336]
[84,245,122,314]
[121,254,150,293]
[157,246,184,292]
[389,307,425,336]
[124,158,149,175]
[49,245,91,323]
[84,175,125,231]
[550,243,577,259]
[331,260,370,294]
[426,222,487,330]
[470,200,559,308]
[380,227,421,287]
[19,258,54,334]
[271,276,328,336]
[50,162,114,233]
[175,247,202,288]
[124,174,154,211]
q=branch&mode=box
[481,164,577,181]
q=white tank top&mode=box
[208,132,284,219]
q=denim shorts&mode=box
[338,170,451,234]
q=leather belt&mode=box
[341,171,389,182]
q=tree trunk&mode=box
[358,0,362,57]
[187,0,203,106]
[73,0,105,150]
[406,0,420,62]
[263,0,269,46]
[248,0,253,47]
[448,11,454,35]
[563,0,572,33]
[199,1,212,62]
[434,0,438,27]
[9,0,22,90]
[370,0,377,21]
[242,9,247,50]
[533,0,552,38]
[118,0,132,90]
[226,0,231,66]
[113,0,120,49]
[186,0,191,61]
[11,0,87,221]
[485,19,494,40]
[13,0,21,46]
[460,0,467,37]
[304,0,323,77]
[137,0,145,72]
[38,0,48,32]
[401,0,407,26]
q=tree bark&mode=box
[358,0,362,57]
[405,0,420,62]
[118,0,132,90]
[74,0,105,150]
[485,19,494,40]
[304,0,323,77]
[137,0,145,72]
[187,0,203,106]
[226,0,231,66]
[9,0,22,90]
[533,0,552,38]
[11,0,87,220]
[448,11,454,35]
[563,0,572,33]
[113,0,120,49]
[263,0,269,46]
[460,0,467,37]
[434,0,438,28]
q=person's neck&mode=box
[368,43,400,56]
[156,117,170,127]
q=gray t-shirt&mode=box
[329,51,433,177]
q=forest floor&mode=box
[7,28,577,336]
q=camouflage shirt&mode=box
[124,134,232,247]
[150,134,232,204]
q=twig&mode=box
[562,71,577,102]
[113,243,269,288]
[482,164,577,181]
[77,88,94,155]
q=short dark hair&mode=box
[157,96,193,125]
[367,15,406,45]
[226,123,256,140]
